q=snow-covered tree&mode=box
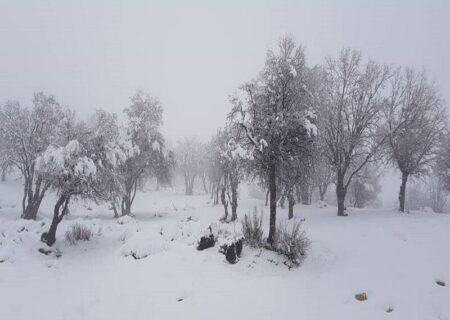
[0,93,64,219]
[113,91,168,216]
[38,140,99,246]
[229,37,317,244]
[206,131,226,205]
[384,68,446,212]
[321,49,390,216]
[219,130,248,221]
[176,136,203,195]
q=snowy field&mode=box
[1,180,449,320]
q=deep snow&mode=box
[0,180,449,320]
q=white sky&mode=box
[1,0,449,146]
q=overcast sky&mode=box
[1,0,449,145]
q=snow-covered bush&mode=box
[0,93,65,220]
[116,215,136,225]
[122,233,168,259]
[65,223,93,245]
[273,221,310,267]
[242,208,263,248]
[219,238,243,264]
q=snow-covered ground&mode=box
[1,180,449,320]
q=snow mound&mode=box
[316,200,328,208]
[116,215,136,225]
[122,232,168,259]
[423,206,434,213]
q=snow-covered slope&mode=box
[0,181,449,320]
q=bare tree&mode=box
[384,68,446,212]
[321,49,390,216]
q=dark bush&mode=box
[196,227,216,250]
[220,238,243,264]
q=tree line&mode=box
[1,36,449,246]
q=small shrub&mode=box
[65,223,93,245]
[273,221,310,267]
[242,207,263,248]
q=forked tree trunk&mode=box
[319,184,328,201]
[336,172,347,216]
[22,177,49,220]
[121,181,137,216]
[398,171,409,213]
[267,162,277,245]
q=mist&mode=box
[1,0,449,144]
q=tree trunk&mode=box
[112,202,119,218]
[22,202,40,220]
[398,171,409,213]
[185,175,195,195]
[265,189,269,206]
[121,197,131,216]
[319,184,327,201]
[1,167,6,182]
[267,162,277,245]
[301,183,311,205]
[280,193,285,209]
[41,195,70,246]
[230,185,238,221]
[220,187,228,221]
[288,191,295,219]
[202,175,208,194]
[21,175,48,220]
[336,172,347,216]
[214,184,220,205]
[295,184,302,202]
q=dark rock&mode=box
[355,292,367,301]
[436,280,446,287]
[38,248,53,256]
[197,234,215,250]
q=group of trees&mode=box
[201,37,448,242]
[1,36,448,247]
[0,91,172,245]
[172,37,448,246]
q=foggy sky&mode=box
[1,0,449,145]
